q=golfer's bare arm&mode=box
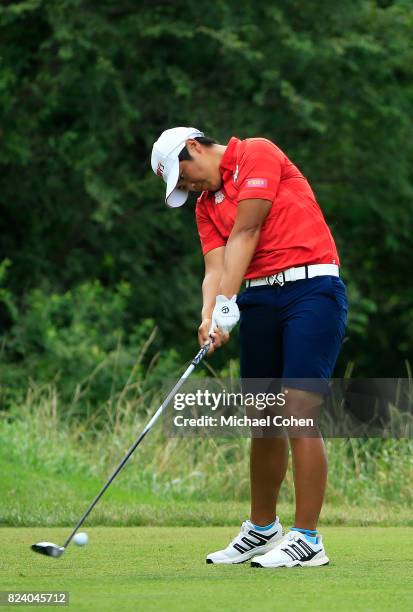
[201,246,225,320]
[198,247,225,348]
[198,199,271,349]
[218,198,272,297]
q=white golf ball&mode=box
[73,532,89,546]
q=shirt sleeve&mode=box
[236,140,284,202]
[195,198,226,255]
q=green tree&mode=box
[0,0,412,379]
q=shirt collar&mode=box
[219,137,240,173]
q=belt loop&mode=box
[305,265,309,279]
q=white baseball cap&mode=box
[151,127,204,207]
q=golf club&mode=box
[31,340,212,558]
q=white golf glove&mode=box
[211,295,240,334]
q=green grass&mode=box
[1,394,412,527]
[1,441,412,528]
[1,390,412,609]
[1,527,412,611]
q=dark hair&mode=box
[178,136,217,161]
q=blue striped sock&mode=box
[291,527,318,544]
[252,521,275,531]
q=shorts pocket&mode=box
[236,286,274,311]
[328,277,348,314]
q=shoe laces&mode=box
[286,531,302,543]
[286,530,317,547]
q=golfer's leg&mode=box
[250,436,289,525]
[238,287,284,527]
[281,387,327,530]
[281,276,348,531]
[290,436,327,530]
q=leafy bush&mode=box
[0,277,179,414]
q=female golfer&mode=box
[151,127,348,568]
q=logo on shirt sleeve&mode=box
[214,190,225,204]
[245,178,268,188]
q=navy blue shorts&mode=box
[237,276,348,394]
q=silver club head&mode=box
[31,542,65,558]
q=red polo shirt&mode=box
[195,137,340,279]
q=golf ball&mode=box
[74,532,89,546]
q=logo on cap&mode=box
[156,162,165,178]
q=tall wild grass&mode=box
[1,382,411,508]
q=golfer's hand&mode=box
[211,295,240,333]
[198,317,229,354]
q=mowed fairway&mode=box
[0,527,412,611]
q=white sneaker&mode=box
[206,518,283,565]
[251,530,329,568]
